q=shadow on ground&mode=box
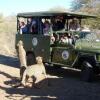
[1,77,100,100]
[46,65,100,82]
[46,66,81,79]
[1,54,100,100]
[0,54,19,68]
[1,66,100,100]
[0,71,18,79]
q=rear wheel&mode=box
[26,52,36,66]
[81,61,94,82]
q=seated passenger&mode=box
[50,33,55,44]
[69,18,80,31]
[52,16,65,31]
[59,33,73,45]
[19,21,27,34]
[30,19,38,34]
[59,34,68,44]
[43,20,51,36]
[27,18,32,33]
[68,33,73,44]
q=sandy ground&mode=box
[1,55,100,100]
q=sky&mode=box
[0,0,73,16]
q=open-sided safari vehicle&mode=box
[16,11,99,81]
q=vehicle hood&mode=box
[75,39,100,53]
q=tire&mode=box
[81,61,94,82]
[26,52,36,66]
[53,64,62,69]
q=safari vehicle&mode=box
[16,11,99,81]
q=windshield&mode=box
[79,31,100,41]
[79,32,91,39]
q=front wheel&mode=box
[26,52,36,66]
[81,61,94,82]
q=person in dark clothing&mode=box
[27,18,32,33]
[52,16,65,31]
[27,18,38,34]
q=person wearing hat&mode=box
[69,18,80,31]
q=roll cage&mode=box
[17,11,96,33]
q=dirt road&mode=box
[0,54,100,100]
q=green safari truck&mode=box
[16,11,100,81]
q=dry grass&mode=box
[0,16,16,56]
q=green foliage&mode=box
[71,0,100,29]
[82,17,100,29]
[71,0,91,11]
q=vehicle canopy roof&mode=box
[17,11,96,19]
